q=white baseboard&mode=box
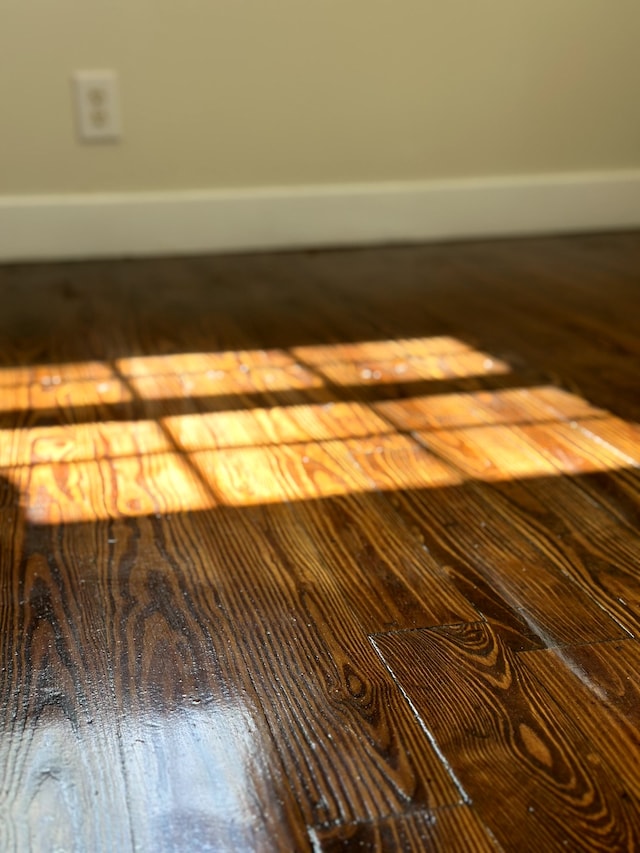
[1,171,639,262]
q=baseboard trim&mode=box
[1,171,639,262]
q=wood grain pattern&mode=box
[309,806,499,852]
[1,512,311,852]
[377,384,640,637]
[1,231,640,850]
[407,426,640,636]
[372,623,640,851]
[338,433,627,647]
[174,500,462,824]
[521,640,640,802]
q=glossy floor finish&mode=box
[1,232,639,851]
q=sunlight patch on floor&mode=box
[1,336,636,523]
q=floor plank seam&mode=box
[368,635,471,806]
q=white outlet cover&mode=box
[72,70,122,143]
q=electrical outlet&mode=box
[72,70,122,143]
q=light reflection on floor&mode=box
[0,700,279,852]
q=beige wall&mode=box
[2,0,639,195]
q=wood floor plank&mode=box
[389,380,640,535]
[481,474,640,637]
[374,384,598,433]
[160,503,463,825]
[404,406,640,636]
[1,512,311,852]
[520,640,640,803]
[453,244,640,361]
[565,468,640,532]
[0,419,172,469]
[241,493,481,634]
[444,385,640,519]
[14,452,215,523]
[309,806,500,852]
[338,433,628,646]
[0,376,133,431]
[128,360,324,406]
[291,335,474,366]
[164,399,391,452]
[372,623,640,851]
[411,257,640,421]
[310,349,511,390]
[576,416,640,465]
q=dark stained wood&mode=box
[161,501,463,826]
[415,247,640,423]
[1,511,313,851]
[372,623,640,851]
[240,493,482,634]
[309,806,499,852]
[521,640,640,803]
[375,383,640,631]
[336,433,629,648]
[407,431,640,636]
[1,231,640,850]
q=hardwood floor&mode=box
[0,232,639,851]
